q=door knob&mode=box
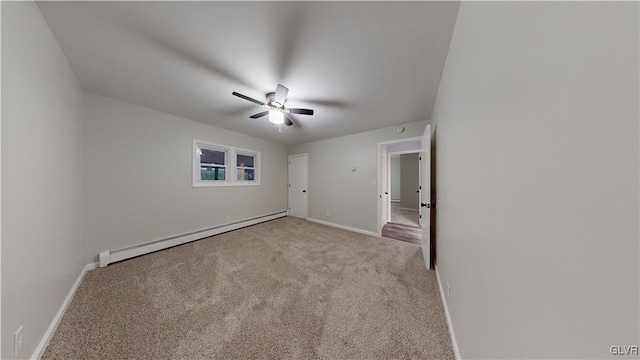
[421,203,430,208]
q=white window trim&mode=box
[193,140,261,187]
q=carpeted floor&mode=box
[43,217,453,359]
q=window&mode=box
[236,153,256,182]
[193,140,260,187]
[200,148,226,181]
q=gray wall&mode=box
[390,155,401,202]
[289,120,427,233]
[399,153,419,209]
[431,2,639,358]
[1,2,86,357]
[84,93,288,262]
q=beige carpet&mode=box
[43,217,453,359]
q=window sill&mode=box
[192,181,261,188]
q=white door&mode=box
[380,147,389,229]
[420,125,432,269]
[288,154,308,219]
[418,154,423,227]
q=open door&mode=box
[420,125,432,269]
[418,155,423,227]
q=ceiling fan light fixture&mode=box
[232,84,313,130]
[269,109,284,125]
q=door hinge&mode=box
[289,207,291,210]
[419,215,422,219]
[289,161,291,164]
[288,184,291,187]
[419,157,422,160]
[419,186,421,190]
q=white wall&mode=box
[1,2,86,358]
[390,155,401,201]
[431,2,639,358]
[399,153,419,210]
[289,120,427,233]
[83,93,288,261]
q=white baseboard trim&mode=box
[391,199,400,203]
[99,211,288,267]
[435,265,461,360]
[307,218,379,237]
[399,207,419,212]
[32,262,98,359]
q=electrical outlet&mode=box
[226,215,231,222]
[325,210,330,217]
[447,282,451,297]
[14,326,23,357]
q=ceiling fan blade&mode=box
[232,92,265,106]
[288,108,314,116]
[249,111,268,119]
[284,116,294,127]
[275,84,289,105]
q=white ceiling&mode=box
[37,1,460,145]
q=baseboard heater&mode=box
[99,211,288,267]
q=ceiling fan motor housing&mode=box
[266,92,285,110]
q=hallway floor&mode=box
[383,202,421,245]
[382,222,422,245]
[390,202,420,227]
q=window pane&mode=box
[237,168,255,181]
[201,166,226,181]
[236,154,255,168]
[200,148,225,165]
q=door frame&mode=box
[381,146,389,226]
[288,153,309,219]
[429,125,437,269]
[420,124,432,269]
[377,137,425,236]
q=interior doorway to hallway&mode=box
[378,126,431,268]
[377,137,427,246]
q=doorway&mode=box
[377,137,427,246]
[288,154,308,219]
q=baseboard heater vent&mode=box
[99,211,288,267]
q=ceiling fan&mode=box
[232,84,314,129]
